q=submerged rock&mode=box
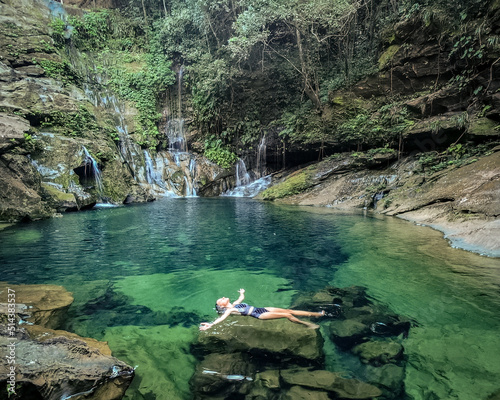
[352,340,404,365]
[280,385,330,400]
[280,368,382,399]
[195,316,324,362]
[292,286,411,350]
[190,353,255,398]
[365,363,405,397]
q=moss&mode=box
[378,45,401,70]
[259,168,315,200]
[468,117,499,137]
[41,183,77,202]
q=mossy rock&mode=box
[468,117,500,137]
[378,45,401,70]
[280,369,382,399]
[258,168,315,200]
[41,183,78,211]
[195,316,324,362]
[352,340,404,365]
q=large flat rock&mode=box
[196,316,324,362]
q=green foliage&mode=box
[277,103,325,144]
[35,105,98,137]
[48,18,67,47]
[418,142,495,173]
[69,10,113,51]
[60,9,174,148]
[106,49,174,147]
[36,59,81,86]
[204,137,238,169]
[338,102,414,147]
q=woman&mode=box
[199,288,324,330]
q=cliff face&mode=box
[0,0,230,222]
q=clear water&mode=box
[0,198,499,400]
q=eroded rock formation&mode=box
[0,283,134,400]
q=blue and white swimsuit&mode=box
[234,303,268,319]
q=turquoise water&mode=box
[1,198,499,399]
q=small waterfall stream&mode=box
[223,135,272,198]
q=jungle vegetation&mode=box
[49,0,494,161]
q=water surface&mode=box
[0,198,499,399]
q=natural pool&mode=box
[0,198,499,399]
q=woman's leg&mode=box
[258,311,319,329]
[265,307,324,318]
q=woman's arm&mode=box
[232,288,245,305]
[199,307,234,331]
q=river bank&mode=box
[260,149,500,258]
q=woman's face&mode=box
[216,297,230,307]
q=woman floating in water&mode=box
[199,288,324,330]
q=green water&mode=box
[0,198,499,399]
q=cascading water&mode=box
[159,65,198,196]
[166,66,188,153]
[223,158,272,198]
[82,146,104,199]
[144,150,165,188]
[256,136,267,178]
[235,159,251,187]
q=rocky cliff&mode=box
[0,0,233,223]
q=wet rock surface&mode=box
[0,282,73,329]
[0,283,134,400]
[194,317,324,362]
[190,285,411,399]
[272,149,500,257]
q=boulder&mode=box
[195,317,324,362]
[0,283,73,329]
[0,283,135,400]
[280,385,330,400]
[0,325,134,400]
[0,113,31,153]
[352,340,404,365]
[280,368,382,399]
[292,286,411,350]
[365,363,405,396]
[329,319,370,349]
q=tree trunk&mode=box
[141,0,148,26]
[295,26,322,111]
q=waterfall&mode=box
[166,67,187,153]
[178,66,183,120]
[256,136,267,177]
[223,158,272,197]
[186,158,197,197]
[82,146,104,198]
[235,159,251,187]
[144,151,165,188]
